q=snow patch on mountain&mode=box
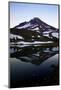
[17,22,31,29]
[10,34,24,39]
[30,27,39,31]
[52,32,58,38]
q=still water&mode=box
[10,45,59,88]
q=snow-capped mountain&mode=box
[14,17,58,31]
[10,17,59,42]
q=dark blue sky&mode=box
[10,2,58,28]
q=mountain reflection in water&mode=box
[10,44,59,88]
[10,45,58,65]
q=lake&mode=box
[9,44,59,88]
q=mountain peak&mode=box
[14,17,58,32]
[32,17,41,20]
[30,17,41,24]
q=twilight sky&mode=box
[10,2,59,28]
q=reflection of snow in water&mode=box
[10,54,58,79]
[44,48,49,52]
[44,47,58,52]
[52,47,58,51]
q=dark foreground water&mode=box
[9,44,59,88]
